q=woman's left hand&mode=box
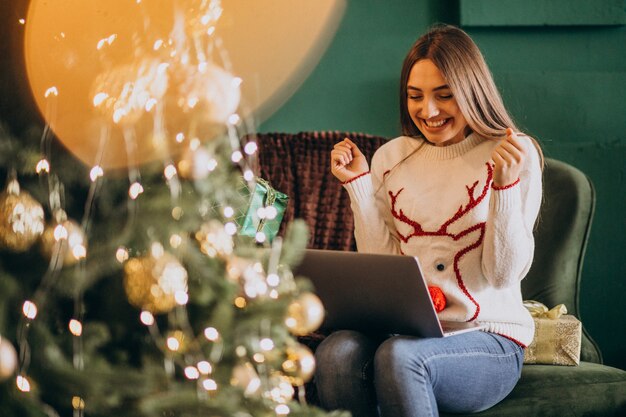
[490,128,526,187]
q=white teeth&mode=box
[425,119,447,128]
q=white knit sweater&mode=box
[343,133,542,346]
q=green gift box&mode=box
[237,177,288,242]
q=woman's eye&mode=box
[408,95,423,100]
[439,94,453,100]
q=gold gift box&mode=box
[523,301,582,366]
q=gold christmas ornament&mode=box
[195,219,233,258]
[0,178,45,252]
[123,251,188,314]
[281,343,316,385]
[0,336,18,381]
[285,292,325,336]
[231,362,261,397]
[40,217,87,266]
[264,372,295,404]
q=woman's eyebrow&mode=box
[407,84,450,92]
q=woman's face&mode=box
[406,59,470,147]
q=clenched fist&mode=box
[330,138,370,183]
[491,128,527,188]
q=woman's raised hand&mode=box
[330,138,370,183]
[490,128,526,187]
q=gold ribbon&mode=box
[523,300,567,320]
[523,300,574,364]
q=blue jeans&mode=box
[314,330,524,417]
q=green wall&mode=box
[260,1,626,370]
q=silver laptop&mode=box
[293,249,485,337]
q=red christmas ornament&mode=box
[428,286,447,312]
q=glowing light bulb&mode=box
[276,404,290,415]
[204,327,219,341]
[255,232,266,243]
[35,159,50,173]
[129,182,144,199]
[69,319,83,336]
[116,247,129,263]
[227,114,241,125]
[223,206,234,218]
[166,336,180,351]
[184,366,200,379]
[202,378,217,391]
[44,86,58,97]
[164,164,177,180]
[231,150,243,163]
[90,165,104,182]
[244,142,258,155]
[243,169,254,181]
[22,301,37,319]
[93,92,108,107]
[16,375,30,392]
[140,311,154,326]
[224,222,237,236]
[197,361,212,374]
[260,338,274,351]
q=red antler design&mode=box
[388,163,494,321]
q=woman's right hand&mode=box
[330,138,370,183]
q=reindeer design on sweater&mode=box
[388,163,494,322]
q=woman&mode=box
[316,24,543,417]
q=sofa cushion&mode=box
[441,362,626,417]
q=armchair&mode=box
[254,131,626,416]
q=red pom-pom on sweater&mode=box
[428,286,447,312]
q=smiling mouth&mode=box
[423,118,450,128]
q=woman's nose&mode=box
[421,98,439,118]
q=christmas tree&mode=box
[0,1,347,416]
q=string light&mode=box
[275,404,290,415]
[234,297,246,308]
[72,396,85,410]
[231,150,243,163]
[44,86,58,98]
[93,92,108,107]
[255,232,266,243]
[22,301,37,320]
[166,336,180,351]
[202,378,217,391]
[197,361,212,374]
[224,222,237,236]
[243,142,257,155]
[68,319,83,336]
[227,114,241,125]
[266,273,279,286]
[164,164,177,180]
[89,165,104,182]
[184,366,200,379]
[174,291,188,305]
[259,338,274,351]
[18,18,26,25]
[175,132,185,143]
[169,233,182,248]
[16,375,31,392]
[204,327,219,341]
[223,206,234,218]
[128,182,144,199]
[115,247,129,263]
[35,159,50,174]
[243,169,254,181]
[139,311,154,326]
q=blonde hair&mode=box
[399,24,543,164]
